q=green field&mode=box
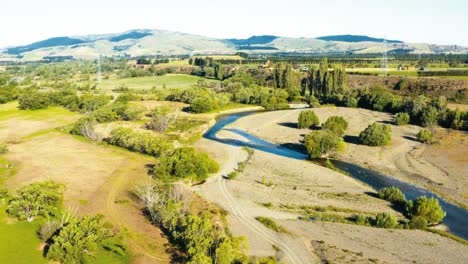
[0,208,47,264]
[93,74,208,90]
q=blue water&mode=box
[204,111,468,240]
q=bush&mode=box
[18,91,50,110]
[359,123,392,146]
[255,217,288,233]
[7,181,63,222]
[395,79,409,91]
[421,106,438,127]
[190,96,219,113]
[122,104,145,121]
[70,116,101,141]
[416,129,433,143]
[322,116,348,137]
[374,212,398,228]
[153,147,219,181]
[395,112,410,126]
[304,130,346,158]
[377,186,406,204]
[108,127,172,157]
[91,105,120,122]
[405,196,445,225]
[355,215,372,226]
[0,143,8,154]
[409,216,428,229]
[297,110,320,129]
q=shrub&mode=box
[374,212,398,228]
[409,216,428,229]
[0,143,8,154]
[322,116,348,137]
[297,110,320,129]
[304,130,346,158]
[359,123,392,146]
[395,112,410,126]
[395,79,408,91]
[190,96,219,113]
[122,104,146,121]
[108,127,172,157]
[421,106,438,127]
[70,116,101,141]
[377,186,406,204]
[148,106,176,133]
[255,217,288,233]
[417,129,433,143]
[153,147,219,181]
[18,91,50,110]
[7,181,64,222]
[405,196,445,225]
[91,105,120,122]
[355,215,372,226]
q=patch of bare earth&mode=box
[282,220,468,264]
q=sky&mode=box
[1,0,467,48]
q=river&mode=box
[204,110,468,240]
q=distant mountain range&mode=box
[1,29,466,61]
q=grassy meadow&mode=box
[94,74,207,91]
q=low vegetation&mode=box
[107,127,172,157]
[394,112,410,126]
[152,147,219,181]
[359,123,392,146]
[321,116,349,137]
[255,217,289,233]
[406,196,446,226]
[374,212,398,229]
[304,130,346,158]
[137,183,249,263]
[297,110,319,129]
[417,129,433,143]
[377,186,406,204]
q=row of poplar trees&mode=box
[271,59,347,99]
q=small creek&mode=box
[204,110,468,240]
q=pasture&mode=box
[93,74,207,91]
[0,103,172,263]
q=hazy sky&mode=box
[1,0,467,47]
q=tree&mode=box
[406,196,445,225]
[148,106,177,133]
[416,129,433,143]
[297,110,320,129]
[7,181,63,222]
[377,186,406,204]
[374,212,398,228]
[47,215,125,263]
[322,116,348,137]
[153,147,219,181]
[359,123,392,146]
[421,106,438,127]
[304,130,346,158]
[395,112,410,126]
